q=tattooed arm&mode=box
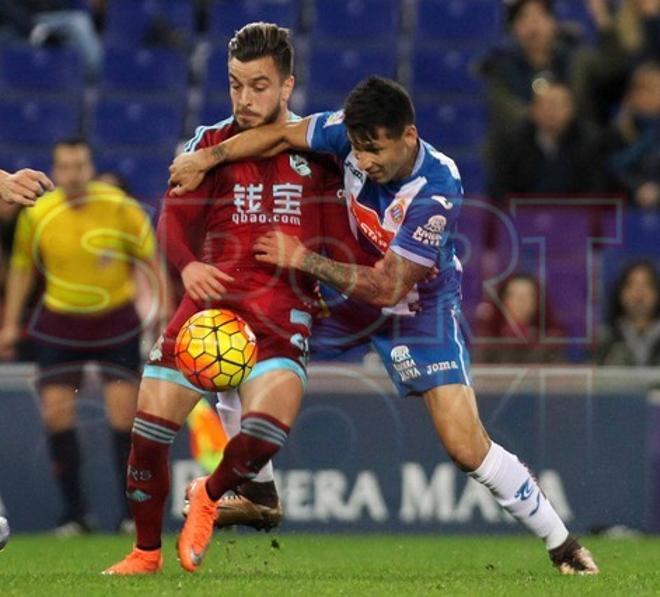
[168,118,310,195]
[252,231,430,308]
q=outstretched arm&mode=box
[169,118,311,196]
[0,169,53,206]
[253,231,430,308]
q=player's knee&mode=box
[41,390,75,432]
[445,437,490,472]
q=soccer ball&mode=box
[175,309,258,391]
[0,516,9,551]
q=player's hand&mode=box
[253,231,307,269]
[168,149,213,196]
[181,261,235,303]
[0,169,53,206]
[0,324,21,360]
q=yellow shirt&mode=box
[11,181,157,315]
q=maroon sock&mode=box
[126,411,180,551]
[206,412,289,501]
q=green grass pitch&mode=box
[1,533,659,596]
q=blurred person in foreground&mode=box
[489,78,605,203]
[0,138,168,535]
[473,274,566,364]
[597,261,660,366]
[606,61,660,209]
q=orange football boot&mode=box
[177,476,218,572]
[102,546,163,575]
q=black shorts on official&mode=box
[29,303,142,388]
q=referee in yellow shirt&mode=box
[0,138,168,534]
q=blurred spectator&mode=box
[596,260,660,365]
[473,273,566,364]
[576,0,660,123]
[0,138,168,534]
[0,0,101,79]
[479,0,587,143]
[606,61,660,209]
[489,79,605,203]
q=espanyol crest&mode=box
[290,154,312,177]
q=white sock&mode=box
[215,391,274,484]
[469,442,569,550]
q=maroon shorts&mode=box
[147,294,311,375]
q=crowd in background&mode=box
[0,0,658,367]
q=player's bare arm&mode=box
[168,119,310,195]
[253,231,429,308]
[0,169,53,206]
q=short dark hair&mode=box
[53,136,89,151]
[504,0,554,26]
[228,22,294,78]
[343,76,415,144]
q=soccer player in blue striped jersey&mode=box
[169,76,598,575]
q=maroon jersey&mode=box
[154,116,374,371]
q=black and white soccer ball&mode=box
[0,516,10,550]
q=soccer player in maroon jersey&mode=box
[104,23,371,575]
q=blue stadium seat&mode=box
[304,95,345,116]
[0,98,80,146]
[0,147,52,174]
[553,0,597,41]
[416,100,487,150]
[311,0,399,41]
[0,45,84,95]
[307,44,397,95]
[453,155,486,195]
[198,96,233,128]
[415,0,501,42]
[95,150,170,205]
[101,48,188,95]
[204,45,231,96]
[208,0,299,40]
[413,45,484,95]
[90,98,183,147]
[104,0,196,47]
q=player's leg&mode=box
[102,376,138,530]
[423,384,597,574]
[103,374,202,575]
[179,365,303,572]
[210,391,281,529]
[40,379,90,535]
[98,338,142,532]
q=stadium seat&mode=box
[203,45,231,96]
[198,96,233,128]
[311,0,399,41]
[208,0,299,41]
[101,47,188,95]
[553,0,597,41]
[304,94,345,116]
[0,98,80,146]
[416,100,487,150]
[0,45,84,96]
[104,0,196,48]
[307,44,397,95]
[415,0,502,42]
[454,155,486,195]
[0,147,52,174]
[413,45,484,95]
[90,98,183,148]
[94,150,170,206]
